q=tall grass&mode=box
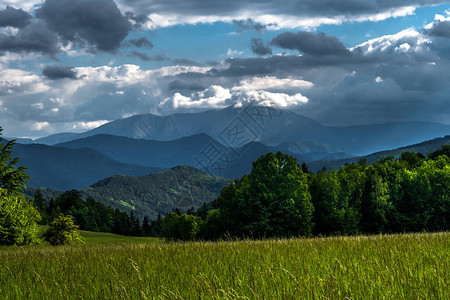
[0,232,448,299]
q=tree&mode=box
[217,152,314,238]
[142,216,152,236]
[43,214,85,245]
[0,128,40,245]
[428,145,450,160]
[161,212,202,241]
[0,127,30,194]
[0,188,41,245]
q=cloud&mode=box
[127,37,153,48]
[43,66,78,80]
[117,0,447,28]
[124,11,150,29]
[36,0,132,51]
[0,20,60,55]
[232,76,313,92]
[72,120,109,130]
[0,68,49,97]
[233,18,268,32]
[162,75,312,110]
[0,6,31,28]
[271,31,350,56]
[424,19,450,39]
[251,38,272,55]
[30,121,50,131]
[129,50,167,61]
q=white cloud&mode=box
[139,5,418,30]
[72,120,110,130]
[232,76,313,92]
[162,85,232,109]
[162,76,311,110]
[235,90,308,107]
[0,68,49,96]
[352,28,431,55]
[226,48,244,56]
[32,102,44,110]
[375,76,383,83]
[30,121,50,131]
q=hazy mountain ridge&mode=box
[3,139,163,190]
[55,133,350,179]
[307,135,450,172]
[34,106,450,155]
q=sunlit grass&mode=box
[0,232,448,299]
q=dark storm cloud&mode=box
[127,37,153,48]
[120,0,448,18]
[43,66,78,80]
[36,0,132,51]
[129,50,168,61]
[125,12,150,29]
[233,19,267,32]
[172,58,201,66]
[271,31,350,56]
[168,80,205,91]
[0,20,60,55]
[251,38,272,55]
[0,6,31,28]
[424,20,450,38]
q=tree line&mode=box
[1,123,449,245]
[160,146,449,241]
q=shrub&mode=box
[43,214,85,245]
[0,188,41,245]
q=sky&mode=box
[1,0,450,138]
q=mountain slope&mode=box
[6,140,163,190]
[37,106,450,155]
[55,133,350,178]
[82,166,232,220]
[307,135,450,172]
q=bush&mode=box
[43,214,85,245]
[0,188,41,245]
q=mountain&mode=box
[35,132,79,145]
[55,133,350,178]
[82,165,232,220]
[307,135,450,172]
[36,106,450,155]
[5,140,163,190]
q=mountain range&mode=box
[22,136,449,221]
[7,140,163,190]
[34,106,450,155]
[4,105,449,191]
[307,135,450,172]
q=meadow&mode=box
[0,231,448,299]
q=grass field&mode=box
[0,232,448,299]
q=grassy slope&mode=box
[36,225,161,245]
[0,232,448,299]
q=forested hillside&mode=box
[82,166,232,220]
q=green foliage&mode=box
[0,128,40,246]
[0,127,30,194]
[217,152,313,238]
[165,147,449,240]
[33,189,143,237]
[0,188,41,245]
[428,144,450,160]
[43,214,85,246]
[162,212,202,241]
[82,166,231,220]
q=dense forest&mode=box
[159,146,450,241]
[26,144,450,241]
